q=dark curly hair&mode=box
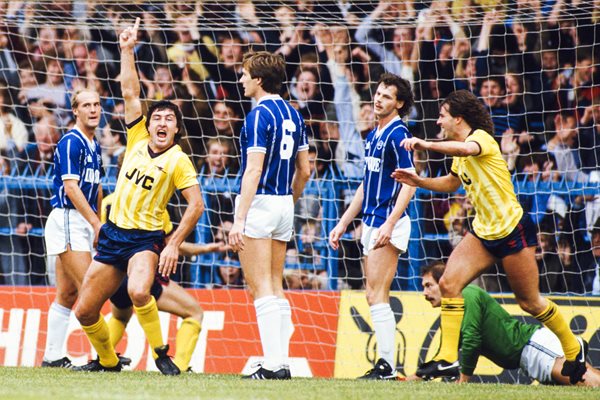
[376,73,414,117]
[441,90,495,134]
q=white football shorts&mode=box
[45,208,95,255]
[235,194,294,241]
[519,327,564,384]
[361,215,411,256]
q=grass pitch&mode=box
[0,367,597,400]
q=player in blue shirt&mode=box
[229,51,311,380]
[42,89,104,368]
[330,73,416,380]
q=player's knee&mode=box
[517,297,545,315]
[128,287,151,307]
[438,276,460,298]
[365,287,382,306]
[74,302,96,326]
[56,287,78,309]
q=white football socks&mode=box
[254,295,282,370]
[370,303,396,368]
[277,298,294,359]
[43,302,71,361]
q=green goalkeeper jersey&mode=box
[460,285,540,376]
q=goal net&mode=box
[0,0,598,381]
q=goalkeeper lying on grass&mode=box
[405,262,600,386]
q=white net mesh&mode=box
[0,0,599,380]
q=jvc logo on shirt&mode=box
[124,167,155,190]
[365,156,381,172]
[83,168,100,184]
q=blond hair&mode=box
[70,89,99,111]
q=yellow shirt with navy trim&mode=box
[102,192,173,235]
[108,116,198,231]
[450,129,523,240]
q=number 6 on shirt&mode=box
[280,119,296,160]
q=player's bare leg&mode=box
[359,243,400,379]
[503,247,584,383]
[75,261,125,369]
[42,256,79,367]
[59,248,92,288]
[239,236,288,378]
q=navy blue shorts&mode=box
[94,221,165,271]
[109,275,169,309]
[473,213,537,259]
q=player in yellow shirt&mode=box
[74,18,204,375]
[75,154,228,372]
[392,90,586,384]
[103,191,227,372]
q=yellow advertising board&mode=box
[334,290,600,381]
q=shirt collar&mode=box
[257,94,281,104]
[375,115,401,138]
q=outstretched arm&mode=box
[118,17,143,124]
[400,137,480,157]
[392,169,462,193]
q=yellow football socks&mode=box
[81,315,119,368]
[174,318,202,371]
[535,300,580,361]
[134,296,164,359]
[107,316,127,349]
[434,297,464,362]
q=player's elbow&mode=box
[121,87,138,101]
[190,198,204,218]
[63,180,78,198]
[298,162,311,181]
[245,165,263,177]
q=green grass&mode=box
[0,367,597,400]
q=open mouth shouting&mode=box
[157,129,168,140]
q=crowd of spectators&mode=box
[0,0,598,293]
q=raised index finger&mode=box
[132,17,140,34]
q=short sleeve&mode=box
[58,137,84,181]
[173,153,199,190]
[450,156,459,176]
[298,116,309,151]
[392,128,415,171]
[466,129,495,157]
[245,108,269,154]
[125,116,149,152]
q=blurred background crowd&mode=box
[0,0,599,294]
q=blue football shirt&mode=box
[239,95,309,196]
[362,116,415,228]
[50,127,103,212]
